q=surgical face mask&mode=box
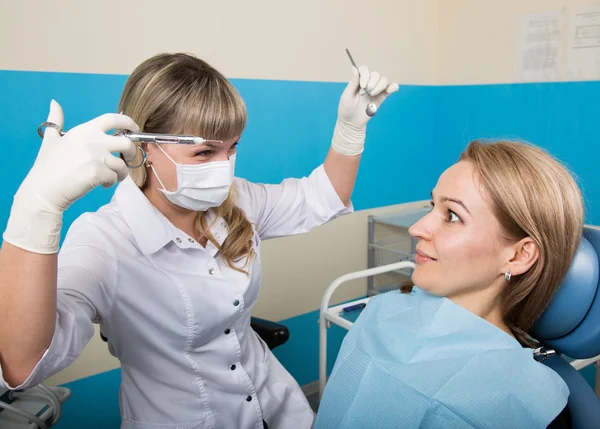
[150,145,235,212]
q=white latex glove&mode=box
[3,100,139,254]
[331,65,399,156]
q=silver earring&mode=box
[505,272,512,282]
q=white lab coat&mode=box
[0,165,352,429]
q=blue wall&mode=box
[0,70,437,234]
[433,81,600,224]
[3,72,598,242]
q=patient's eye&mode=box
[446,209,460,223]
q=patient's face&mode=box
[408,161,507,299]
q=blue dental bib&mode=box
[315,288,568,429]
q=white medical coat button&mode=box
[233,299,240,306]
[188,238,194,243]
[208,268,215,275]
[175,237,182,243]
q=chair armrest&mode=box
[250,317,289,350]
[101,319,290,350]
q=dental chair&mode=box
[100,317,290,350]
[532,226,600,429]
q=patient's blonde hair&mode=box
[118,53,254,273]
[460,140,584,346]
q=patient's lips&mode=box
[415,248,437,264]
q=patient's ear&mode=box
[504,237,539,278]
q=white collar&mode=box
[114,177,230,256]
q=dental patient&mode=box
[316,140,583,429]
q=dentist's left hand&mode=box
[331,64,399,156]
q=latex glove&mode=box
[3,100,139,254]
[331,65,399,156]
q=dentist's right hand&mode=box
[2,100,139,254]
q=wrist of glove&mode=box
[2,100,139,254]
[331,120,366,157]
[331,63,399,157]
[3,184,64,254]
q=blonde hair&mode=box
[459,140,584,346]
[118,53,254,273]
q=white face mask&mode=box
[150,145,235,212]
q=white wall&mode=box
[437,0,600,84]
[0,0,437,84]
[255,200,430,321]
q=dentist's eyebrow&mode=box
[188,140,225,151]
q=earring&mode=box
[505,272,512,282]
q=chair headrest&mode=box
[532,227,600,359]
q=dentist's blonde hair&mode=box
[118,53,254,273]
